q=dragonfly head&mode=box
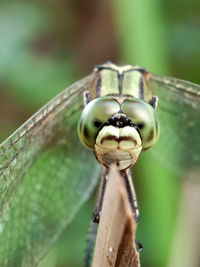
[78,97,159,170]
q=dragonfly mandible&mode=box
[0,62,199,266]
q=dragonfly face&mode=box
[78,63,159,170]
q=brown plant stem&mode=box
[92,165,140,267]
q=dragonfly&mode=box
[0,62,200,267]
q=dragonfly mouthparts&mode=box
[105,114,135,128]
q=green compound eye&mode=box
[78,97,120,149]
[121,98,159,150]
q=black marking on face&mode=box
[101,135,137,146]
[137,123,144,130]
[94,120,102,128]
[106,114,135,128]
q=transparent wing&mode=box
[145,72,200,180]
[0,73,101,266]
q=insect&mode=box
[0,62,199,266]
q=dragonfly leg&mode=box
[84,220,98,267]
[84,170,108,266]
[136,240,143,252]
[121,169,143,251]
[120,169,140,223]
[93,168,140,223]
[93,169,108,223]
[149,95,159,109]
[84,90,92,105]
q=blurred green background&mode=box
[0,0,200,266]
